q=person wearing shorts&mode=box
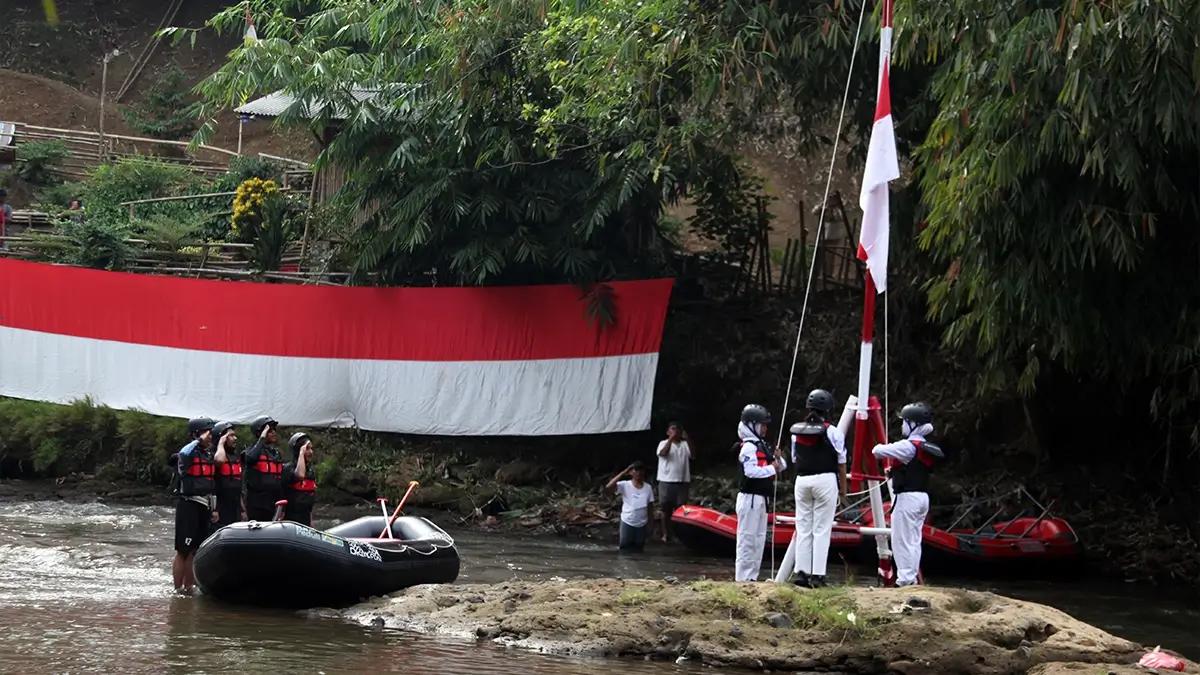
[655,421,693,543]
[173,418,217,594]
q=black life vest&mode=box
[737,438,776,497]
[790,420,838,476]
[178,449,216,497]
[214,457,243,493]
[890,439,943,494]
[245,444,284,493]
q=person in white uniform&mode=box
[871,402,943,586]
[734,404,786,582]
[789,389,848,588]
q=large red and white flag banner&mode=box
[857,0,900,294]
[0,259,672,435]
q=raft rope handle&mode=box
[770,0,870,581]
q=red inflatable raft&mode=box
[671,504,1080,574]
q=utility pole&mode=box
[98,49,120,160]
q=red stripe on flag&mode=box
[0,259,673,361]
[874,65,891,122]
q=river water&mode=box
[1,494,1196,673]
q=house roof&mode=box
[235,88,379,121]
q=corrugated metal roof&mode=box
[235,88,378,120]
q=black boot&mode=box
[793,572,810,587]
[809,575,827,588]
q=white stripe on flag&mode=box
[0,327,658,436]
[857,26,900,294]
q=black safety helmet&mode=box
[806,389,835,414]
[899,402,934,426]
[289,432,311,453]
[250,416,278,437]
[740,404,771,426]
[186,417,216,439]
[212,421,236,440]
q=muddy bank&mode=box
[336,579,1183,674]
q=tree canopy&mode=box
[191,0,1200,454]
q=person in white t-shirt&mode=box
[655,421,693,543]
[605,460,655,551]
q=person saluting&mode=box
[241,416,284,521]
[211,421,245,529]
[173,417,217,594]
[282,432,318,526]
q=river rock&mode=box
[341,580,1146,674]
[762,612,793,629]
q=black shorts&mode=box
[175,498,211,554]
[658,481,690,511]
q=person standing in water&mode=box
[211,421,245,529]
[872,402,943,586]
[605,460,655,551]
[734,404,786,582]
[789,389,848,587]
[282,432,318,526]
[173,417,216,594]
[241,416,284,521]
[655,421,693,543]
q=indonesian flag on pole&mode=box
[857,0,900,294]
[0,259,672,436]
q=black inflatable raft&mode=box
[194,515,459,607]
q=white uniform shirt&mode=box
[616,480,654,527]
[656,440,692,482]
[738,442,786,478]
[871,433,926,464]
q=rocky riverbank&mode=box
[335,579,1191,674]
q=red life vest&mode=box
[217,460,243,478]
[178,451,216,496]
[288,477,317,492]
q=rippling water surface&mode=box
[0,491,1195,673]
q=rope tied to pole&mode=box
[768,0,870,581]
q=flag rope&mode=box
[770,0,870,581]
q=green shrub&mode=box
[16,140,69,185]
[84,158,205,221]
[57,217,136,270]
[35,181,87,211]
[121,65,201,140]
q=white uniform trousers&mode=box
[891,491,929,586]
[792,472,838,576]
[734,492,768,581]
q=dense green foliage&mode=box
[16,140,69,185]
[24,157,289,270]
[898,1,1200,450]
[121,65,202,140]
[190,0,867,285]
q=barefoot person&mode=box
[173,417,217,594]
[282,432,318,526]
[241,416,284,521]
[211,421,245,529]
[655,421,692,543]
[605,461,654,551]
[872,402,943,586]
[789,389,847,588]
[734,404,786,582]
